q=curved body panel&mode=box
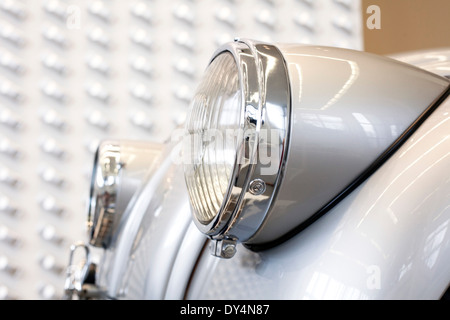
[251,44,449,246]
[187,96,450,299]
[83,47,450,300]
[389,48,450,78]
[96,144,197,299]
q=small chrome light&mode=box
[184,39,450,256]
[87,140,164,248]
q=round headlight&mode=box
[184,39,291,255]
[184,39,449,257]
[88,140,164,248]
[184,52,242,226]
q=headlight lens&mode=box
[183,39,291,254]
[184,52,242,225]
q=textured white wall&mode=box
[0,0,363,300]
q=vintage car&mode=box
[63,39,450,300]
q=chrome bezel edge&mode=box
[192,39,291,243]
[88,141,123,248]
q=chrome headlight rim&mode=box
[188,39,291,244]
[87,141,122,248]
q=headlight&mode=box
[87,140,164,248]
[184,52,243,226]
[184,39,450,257]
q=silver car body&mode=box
[78,46,450,300]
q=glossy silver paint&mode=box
[250,44,449,245]
[87,47,450,300]
[95,143,200,299]
[390,48,450,78]
[187,95,450,299]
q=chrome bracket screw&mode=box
[249,179,266,195]
[210,237,237,259]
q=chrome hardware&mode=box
[64,242,90,298]
[210,238,237,259]
[88,143,122,247]
[249,179,267,196]
[64,242,104,300]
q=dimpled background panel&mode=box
[0,0,362,299]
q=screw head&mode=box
[249,179,266,195]
[221,243,237,259]
[210,238,237,259]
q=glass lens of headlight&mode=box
[184,53,242,225]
